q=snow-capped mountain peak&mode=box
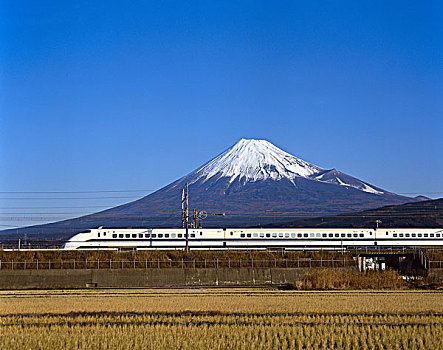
[179,138,385,196]
[190,138,323,184]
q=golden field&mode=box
[0,289,441,349]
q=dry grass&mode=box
[296,269,408,290]
[0,249,354,263]
[0,312,441,350]
[0,289,441,314]
[0,289,441,349]
[426,249,443,261]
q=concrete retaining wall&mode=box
[0,268,356,289]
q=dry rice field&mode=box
[0,289,442,349]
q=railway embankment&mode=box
[0,250,441,289]
[0,267,356,289]
[0,267,442,290]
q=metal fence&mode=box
[0,259,442,270]
[0,258,358,270]
[429,261,443,269]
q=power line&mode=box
[0,209,440,215]
[0,213,441,222]
[0,190,155,194]
[0,196,141,200]
[0,189,440,195]
[0,206,113,209]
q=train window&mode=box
[158,234,163,238]
[285,233,290,238]
[200,232,203,236]
[436,234,441,237]
[171,233,176,238]
[253,233,258,238]
[104,232,106,236]
[399,233,403,237]
[316,233,321,237]
[139,234,143,238]
[178,234,182,238]
[260,233,264,238]
[272,233,277,238]
[165,234,169,238]
[247,233,252,238]
[303,233,308,238]
[347,234,352,238]
[418,234,422,238]
[386,232,389,236]
[405,233,410,237]
[151,234,156,238]
[240,233,245,238]
[359,234,364,238]
[230,232,233,235]
[132,234,137,238]
[266,233,270,238]
[353,234,358,238]
[112,234,117,238]
[430,234,434,238]
[335,233,339,238]
[98,233,100,238]
[145,234,150,238]
[341,234,346,238]
[322,233,327,238]
[125,234,130,238]
[190,234,195,238]
[119,234,123,238]
[424,234,428,238]
[329,233,333,238]
[298,233,302,238]
[412,233,416,238]
[278,233,283,238]
[310,233,314,238]
[291,233,296,238]
[393,233,397,237]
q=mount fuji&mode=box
[1,138,420,240]
[181,139,384,194]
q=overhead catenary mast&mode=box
[184,183,189,253]
[181,189,185,229]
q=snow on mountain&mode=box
[190,138,323,184]
[313,169,384,195]
[186,138,384,195]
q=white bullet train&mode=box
[63,227,443,250]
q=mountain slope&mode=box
[265,198,443,228]
[0,138,419,241]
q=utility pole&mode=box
[193,209,197,229]
[185,183,189,253]
[181,189,185,229]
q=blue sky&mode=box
[0,1,442,227]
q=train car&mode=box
[63,227,443,250]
